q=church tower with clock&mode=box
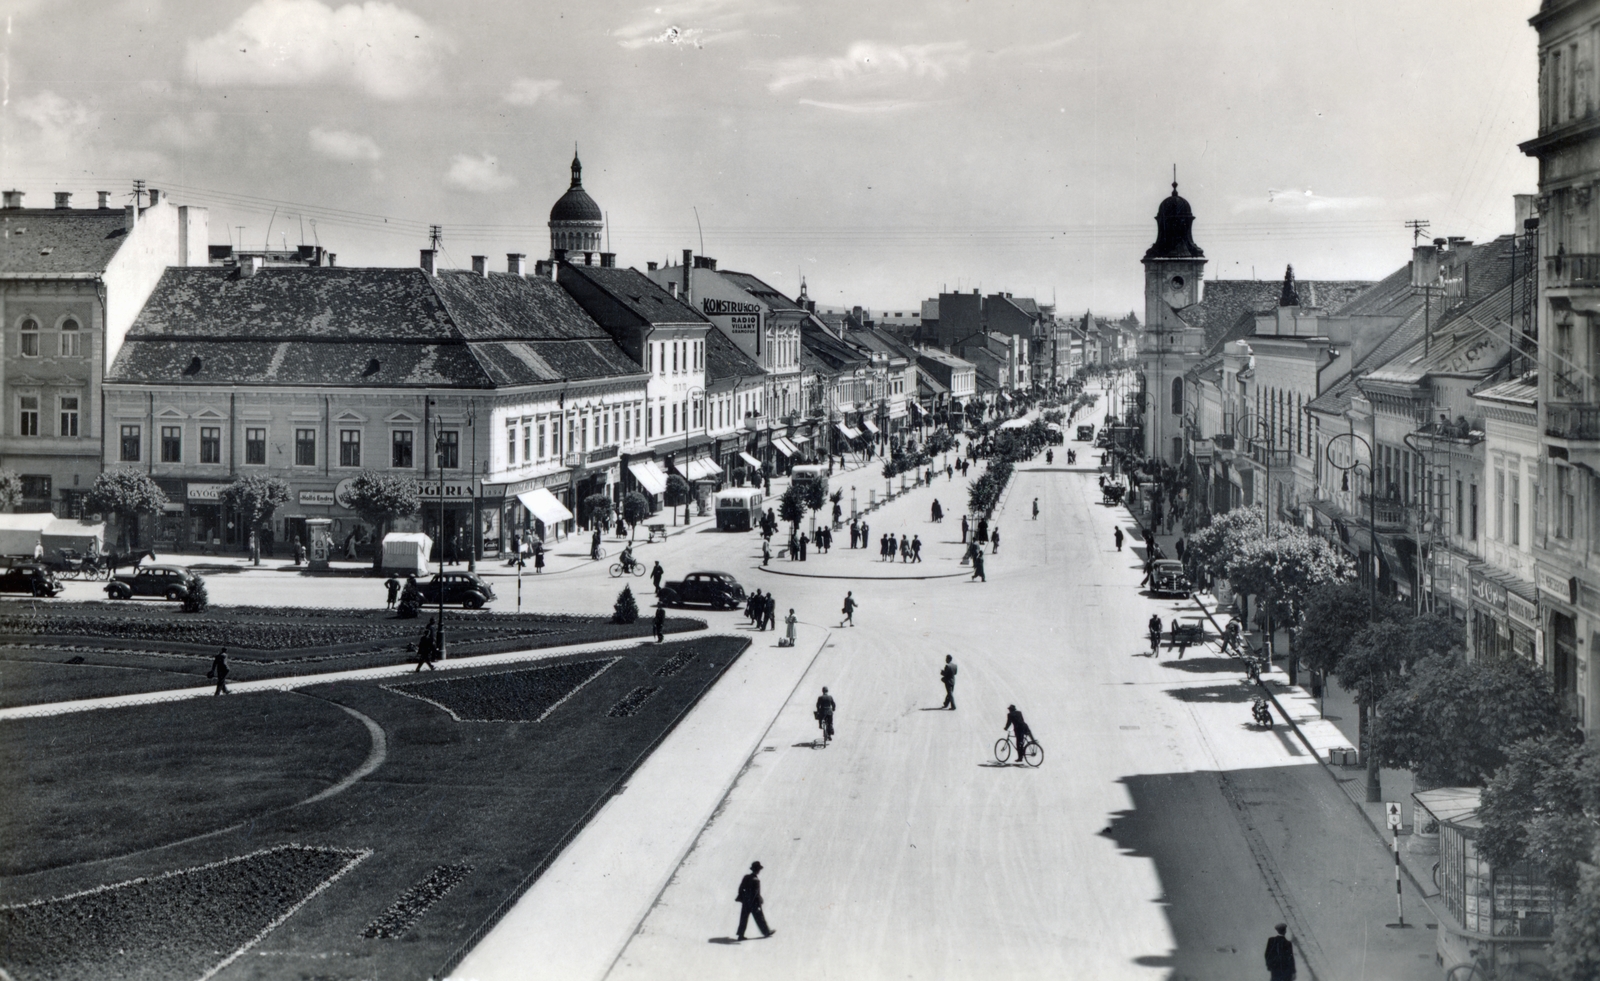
[1139,177,1208,463]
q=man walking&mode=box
[414,619,437,672]
[850,519,860,549]
[735,861,773,940]
[206,647,231,695]
[990,528,1000,554]
[841,590,857,627]
[970,548,986,582]
[940,654,957,709]
[651,561,664,593]
[1114,526,1124,551]
[1032,497,1039,520]
[931,499,943,523]
[1264,924,1296,981]
[384,576,400,610]
[961,514,969,544]
[654,604,666,643]
[764,592,778,631]
[815,686,836,744]
[762,539,772,567]
[911,535,922,562]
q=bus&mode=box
[714,489,764,531]
[788,465,829,502]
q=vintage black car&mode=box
[413,572,496,609]
[1076,425,1095,441]
[657,571,746,610]
[105,564,200,601]
[1149,559,1193,598]
[0,563,65,597]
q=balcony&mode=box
[1546,402,1600,440]
[1358,493,1409,530]
[1545,252,1600,289]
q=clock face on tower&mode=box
[1169,275,1185,292]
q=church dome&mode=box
[1143,181,1204,261]
[550,153,602,223]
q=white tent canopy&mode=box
[738,451,763,470]
[687,457,722,480]
[517,488,573,525]
[628,460,669,495]
[381,532,432,575]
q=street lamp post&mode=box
[428,399,446,657]
[683,386,704,525]
[1325,430,1383,803]
[467,403,477,573]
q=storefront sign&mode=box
[1508,591,1539,627]
[701,297,760,335]
[418,480,476,501]
[1470,574,1508,612]
[1538,568,1578,605]
[186,482,229,501]
[588,444,619,464]
[299,490,336,506]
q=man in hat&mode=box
[940,654,957,710]
[1264,923,1296,981]
[735,861,773,940]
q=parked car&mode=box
[106,564,200,601]
[1149,559,1193,597]
[414,571,496,609]
[0,563,64,597]
[657,571,746,610]
[1076,425,1095,442]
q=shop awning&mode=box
[738,451,764,470]
[862,419,881,435]
[771,436,800,457]
[627,460,669,495]
[687,457,722,480]
[836,422,861,440]
[517,488,573,525]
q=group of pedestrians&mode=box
[745,589,778,630]
[878,533,921,562]
[847,518,870,549]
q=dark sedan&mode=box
[106,564,199,601]
[657,571,746,610]
[0,564,65,598]
[414,572,496,609]
[1149,559,1193,598]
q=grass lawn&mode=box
[0,603,706,709]
[0,635,750,981]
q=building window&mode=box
[392,430,413,468]
[1557,465,1576,540]
[1511,473,1522,546]
[339,429,361,467]
[200,426,221,464]
[58,396,79,437]
[672,402,679,433]
[437,430,459,469]
[59,318,82,357]
[295,428,316,467]
[161,426,182,463]
[20,474,50,503]
[17,395,39,436]
[246,427,266,465]
[19,318,39,357]
[537,422,547,459]
[507,424,517,465]
[1470,482,1478,542]
[121,424,141,462]
[1495,468,1505,541]
[523,422,532,461]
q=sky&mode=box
[1,0,1542,316]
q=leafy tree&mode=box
[86,469,168,549]
[0,469,21,511]
[613,584,639,624]
[582,492,614,531]
[1184,506,1265,584]
[664,474,691,509]
[622,491,651,540]
[1375,652,1570,788]
[1295,581,1394,677]
[1224,530,1353,628]
[342,471,421,566]
[1336,611,1461,783]
[779,484,805,531]
[800,475,827,530]
[1479,735,1597,892]
[217,475,291,547]
[181,575,209,613]
[1552,847,1600,981]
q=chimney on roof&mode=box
[682,249,692,302]
[420,249,437,276]
[241,255,263,278]
[148,189,160,206]
[97,191,110,209]
[693,255,717,270]
[647,261,658,271]
[507,253,526,276]
[2,190,22,209]
[54,192,71,209]
[668,281,679,298]
[328,253,337,267]
[600,252,615,268]
[552,247,568,264]
[471,255,487,276]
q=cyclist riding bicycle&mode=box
[814,686,836,744]
[1004,704,1033,761]
[1148,613,1164,655]
[619,543,636,573]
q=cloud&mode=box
[613,0,749,50]
[445,153,515,193]
[185,0,449,100]
[798,98,927,113]
[309,126,382,162]
[2,91,166,178]
[152,112,219,149]
[502,77,562,106]
[1231,188,1392,214]
[768,41,970,92]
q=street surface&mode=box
[15,391,1443,980]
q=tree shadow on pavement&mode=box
[1164,683,1258,704]
[1158,657,1244,675]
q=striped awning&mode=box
[771,436,800,457]
[516,488,573,525]
[687,457,722,480]
[627,460,669,495]
[738,451,763,470]
[836,423,861,440]
[862,419,881,435]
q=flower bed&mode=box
[384,657,619,722]
[362,864,474,940]
[607,685,661,718]
[0,844,367,981]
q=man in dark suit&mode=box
[206,648,230,695]
[940,655,958,710]
[1264,923,1296,981]
[735,861,773,940]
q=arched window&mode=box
[19,317,39,357]
[1171,376,1183,415]
[59,318,81,357]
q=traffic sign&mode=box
[1385,801,1403,830]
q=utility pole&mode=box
[429,224,444,253]
[1405,218,1431,246]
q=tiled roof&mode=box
[719,270,803,310]
[109,265,646,388]
[1192,278,1377,355]
[915,347,975,369]
[561,263,707,324]
[705,327,763,383]
[1473,372,1537,407]
[0,209,130,274]
[801,324,870,371]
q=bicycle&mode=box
[1149,627,1162,658]
[608,558,645,578]
[815,713,833,747]
[993,735,1044,767]
[1445,950,1551,981]
[590,545,607,561]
